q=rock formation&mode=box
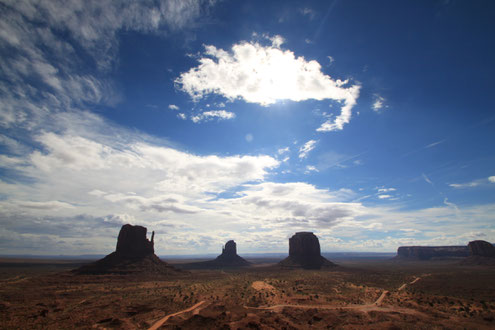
[213,240,250,266]
[279,232,335,269]
[116,224,154,257]
[468,240,495,258]
[178,240,250,269]
[461,240,495,265]
[74,224,178,275]
[396,246,469,260]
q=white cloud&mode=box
[277,147,290,155]
[305,165,319,174]
[300,8,316,20]
[190,110,236,123]
[372,94,386,112]
[422,173,433,185]
[425,139,446,148]
[327,56,334,65]
[245,133,253,142]
[168,104,179,110]
[299,140,317,159]
[377,194,392,199]
[0,0,217,131]
[177,113,187,120]
[377,187,396,193]
[449,181,482,189]
[176,37,360,131]
[449,176,495,189]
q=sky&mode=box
[0,0,494,255]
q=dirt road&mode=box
[148,301,206,330]
[245,276,427,317]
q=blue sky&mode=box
[0,0,494,255]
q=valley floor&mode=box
[0,258,494,329]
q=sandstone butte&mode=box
[74,224,178,275]
[279,232,336,269]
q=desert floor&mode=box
[0,257,494,329]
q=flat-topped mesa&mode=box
[116,224,154,257]
[468,240,495,258]
[280,232,336,269]
[396,246,469,260]
[289,231,321,258]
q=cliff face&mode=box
[222,240,237,257]
[396,246,469,260]
[468,240,495,258]
[280,232,335,269]
[116,224,154,257]
[289,232,321,258]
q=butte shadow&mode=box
[279,232,336,269]
[74,224,179,275]
[177,240,251,270]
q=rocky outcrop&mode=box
[213,240,250,266]
[279,232,335,269]
[222,240,237,256]
[74,224,178,275]
[468,240,495,258]
[116,224,154,257]
[178,240,250,269]
[461,240,495,265]
[396,246,469,260]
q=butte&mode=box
[74,224,178,275]
[179,240,251,269]
[279,232,336,269]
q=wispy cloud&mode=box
[190,110,235,123]
[304,165,319,174]
[300,7,316,20]
[422,173,433,185]
[449,176,495,189]
[425,139,446,148]
[299,140,317,159]
[168,104,179,110]
[372,94,386,112]
[377,187,396,193]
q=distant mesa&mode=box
[396,245,469,260]
[468,240,495,258]
[74,224,178,275]
[395,240,495,265]
[214,240,251,266]
[462,240,495,265]
[179,240,251,269]
[279,232,336,269]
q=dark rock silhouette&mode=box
[116,224,154,257]
[74,224,178,275]
[177,240,250,269]
[279,232,335,269]
[213,240,250,266]
[468,240,495,258]
[222,240,237,256]
[461,240,495,265]
[396,246,469,260]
